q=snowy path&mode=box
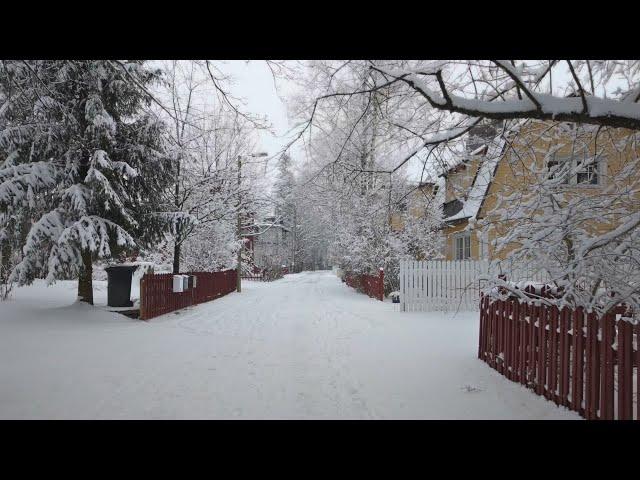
[0,271,579,419]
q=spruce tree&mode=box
[0,60,175,304]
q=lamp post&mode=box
[237,152,268,293]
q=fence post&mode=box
[139,275,146,320]
[379,268,384,301]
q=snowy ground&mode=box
[0,271,580,419]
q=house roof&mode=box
[442,135,508,223]
[438,144,489,178]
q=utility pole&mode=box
[236,151,268,293]
[236,154,242,293]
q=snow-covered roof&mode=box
[443,136,507,222]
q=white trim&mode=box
[478,229,489,260]
[454,232,472,260]
[549,149,604,187]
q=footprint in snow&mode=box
[461,385,483,393]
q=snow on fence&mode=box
[400,259,489,312]
[493,260,552,287]
[343,269,384,301]
[479,294,639,420]
[139,270,237,320]
[399,259,553,312]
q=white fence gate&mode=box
[399,258,554,312]
[399,259,489,312]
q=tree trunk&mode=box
[1,236,12,299]
[173,241,181,274]
[77,249,93,305]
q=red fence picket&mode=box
[139,269,237,321]
[344,268,384,301]
[479,295,638,420]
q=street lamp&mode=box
[237,151,268,293]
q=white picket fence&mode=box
[399,258,554,312]
[400,259,489,312]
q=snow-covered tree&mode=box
[272,152,296,228]
[151,60,268,275]
[286,63,443,292]
[0,60,176,304]
[481,121,640,319]
[289,60,640,313]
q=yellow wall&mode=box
[444,157,481,203]
[476,121,640,261]
[442,221,481,260]
[390,184,436,231]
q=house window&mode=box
[547,149,602,186]
[455,234,471,260]
[547,153,570,184]
[576,157,599,185]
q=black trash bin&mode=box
[105,265,138,307]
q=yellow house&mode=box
[442,120,640,260]
[389,121,502,261]
[392,119,640,263]
[475,120,640,262]
[439,120,505,261]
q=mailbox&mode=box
[173,275,183,293]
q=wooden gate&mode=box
[399,259,489,312]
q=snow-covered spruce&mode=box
[0,61,179,304]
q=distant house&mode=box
[246,216,294,270]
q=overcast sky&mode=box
[215,61,432,182]
[160,61,623,187]
[215,61,299,178]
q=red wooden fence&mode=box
[344,268,384,301]
[479,295,639,420]
[139,269,237,320]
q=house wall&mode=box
[443,221,481,261]
[390,184,436,231]
[252,226,294,269]
[476,121,640,261]
[444,157,481,203]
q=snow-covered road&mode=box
[0,271,579,419]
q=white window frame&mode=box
[478,229,489,260]
[548,150,606,188]
[454,233,472,260]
